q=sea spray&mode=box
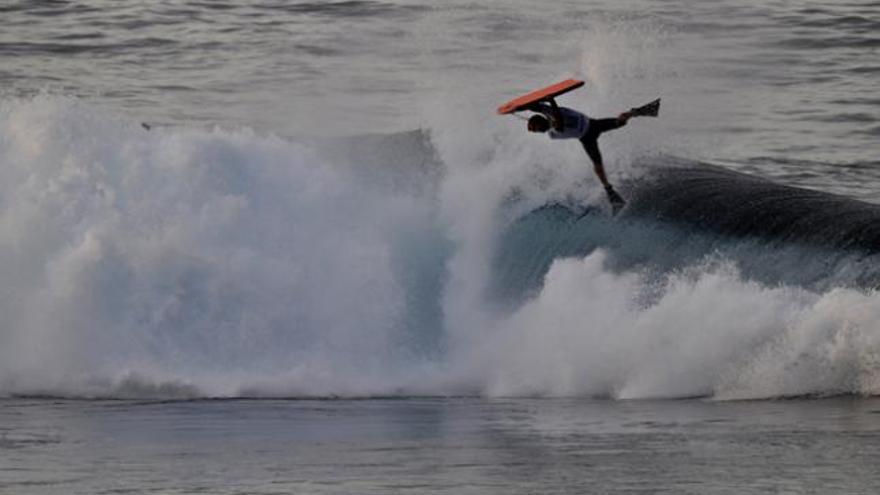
[0,96,440,397]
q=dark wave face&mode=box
[492,160,880,305]
[625,160,880,253]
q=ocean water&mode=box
[1,0,880,492]
[6,397,880,494]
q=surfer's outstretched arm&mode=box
[546,99,564,131]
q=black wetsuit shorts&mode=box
[579,118,626,166]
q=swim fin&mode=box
[605,185,626,216]
[630,98,660,117]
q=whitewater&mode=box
[1,92,878,401]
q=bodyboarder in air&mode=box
[526,98,655,213]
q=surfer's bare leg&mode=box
[581,139,610,187]
[581,138,624,209]
[581,113,632,211]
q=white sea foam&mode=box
[479,253,880,399]
[0,96,432,397]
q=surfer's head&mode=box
[527,115,549,133]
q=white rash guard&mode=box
[533,103,590,140]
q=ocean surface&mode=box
[1,0,880,492]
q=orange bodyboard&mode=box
[497,79,585,115]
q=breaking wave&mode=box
[1,95,879,400]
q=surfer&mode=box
[526,99,636,212]
[497,78,658,214]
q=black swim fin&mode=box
[604,185,626,216]
[630,98,660,117]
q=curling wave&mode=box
[492,159,880,305]
[482,160,880,399]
